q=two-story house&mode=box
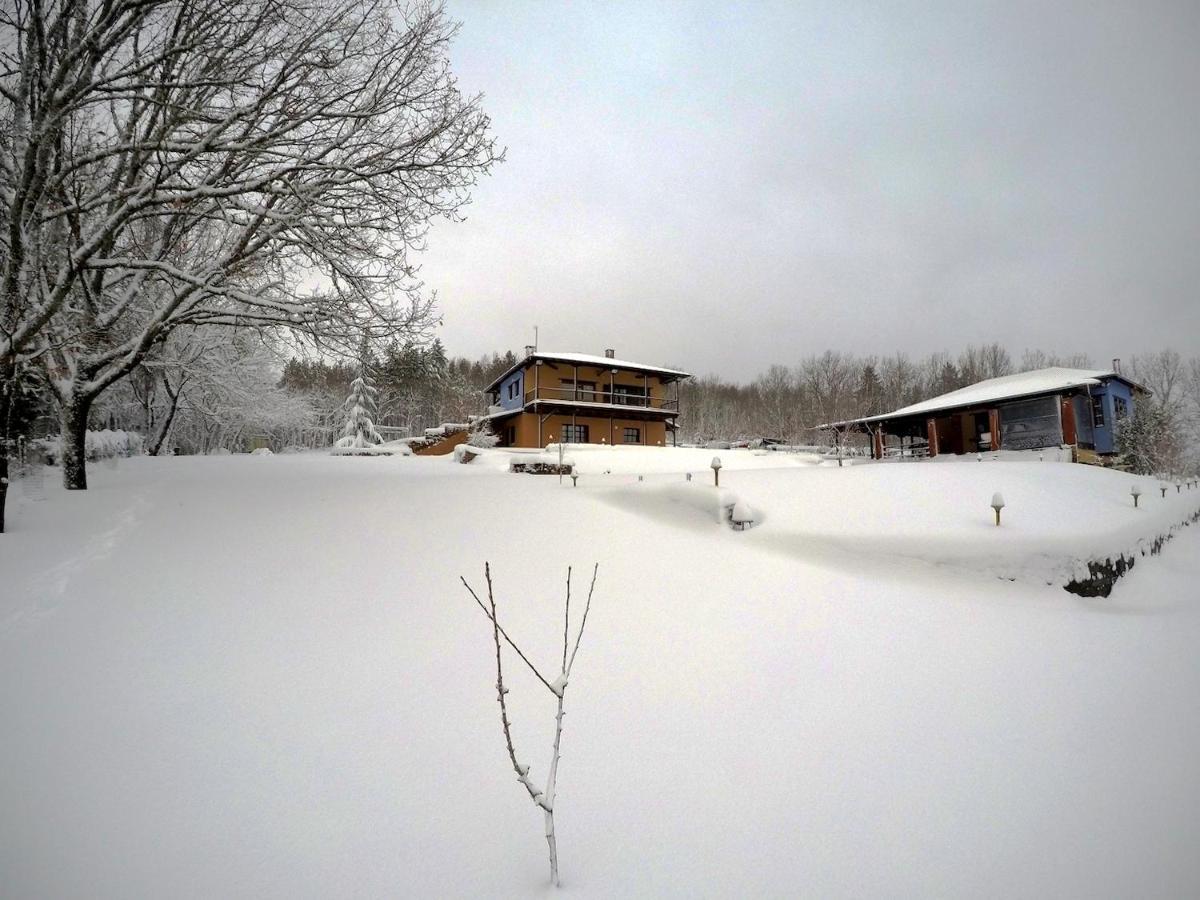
[483,349,690,448]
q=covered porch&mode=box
[848,393,1092,460]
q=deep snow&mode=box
[2,451,1199,898]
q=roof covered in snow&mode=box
[831,367,1147,427]
[485,351,691,392]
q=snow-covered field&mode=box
[2,450,1199,898]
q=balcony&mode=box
[522,386,679,412]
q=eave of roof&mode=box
[485,351,691,393]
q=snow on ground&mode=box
[2,451,1199,898]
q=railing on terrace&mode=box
[522,386,679,411]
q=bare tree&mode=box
[1,0,498,528]
[461,563,598,888]
[958,343,1012,384]
[1132,349,1185,408]
[752,363,798,440]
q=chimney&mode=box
[604,348,615,359]
[1112,357,1121,374]
[524,344,536,358]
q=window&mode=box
[506,426,515,445]
[505,380,520,401]
[998,396,1061,451]
[1115,397,1128,420]
[1091,396,1105,427]
[561,424,589,443]
[623,427,641,444]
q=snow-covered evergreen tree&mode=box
[1117,401,1181,476]
[335,372,383,449]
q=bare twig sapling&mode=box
[461,562,599,887]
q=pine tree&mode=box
[335,371,383,449]
[1116,401,1181,476]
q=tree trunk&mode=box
[1,365,15,533]
[0,439,9,535]
[147,381,181,456]
[59,394,92,491]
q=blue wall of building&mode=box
[1088,377,1136,454]
[497,369,524,411]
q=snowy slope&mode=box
[2,454,1198,898]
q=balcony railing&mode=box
[522,386,679,411]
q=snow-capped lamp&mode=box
[1160,483,1168,498]
[991,493,1005,526]
[1131,484,1142,508]
[570,474,578,487]
[1177,481,1183,494]
[711,456,723,487]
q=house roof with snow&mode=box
[829,367,1148,428]
[484,351,690,393]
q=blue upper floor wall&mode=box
[495,369,524,411]
[1088,376,1138,454]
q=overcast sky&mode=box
[419,1,1200,381]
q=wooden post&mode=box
[873,427,884,460]
[988,409,1000,451]
[926,418,939,457]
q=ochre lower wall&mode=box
[502,413,669,448]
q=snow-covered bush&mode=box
[36,430,145,465]
[466,419,500,449]
[87,429,145,460]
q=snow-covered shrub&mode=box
[86,429,144,460]
[453,444,480,464]
[36,430,145,465]
[466,419,500,449]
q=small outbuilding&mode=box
[827,367,1148,463]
